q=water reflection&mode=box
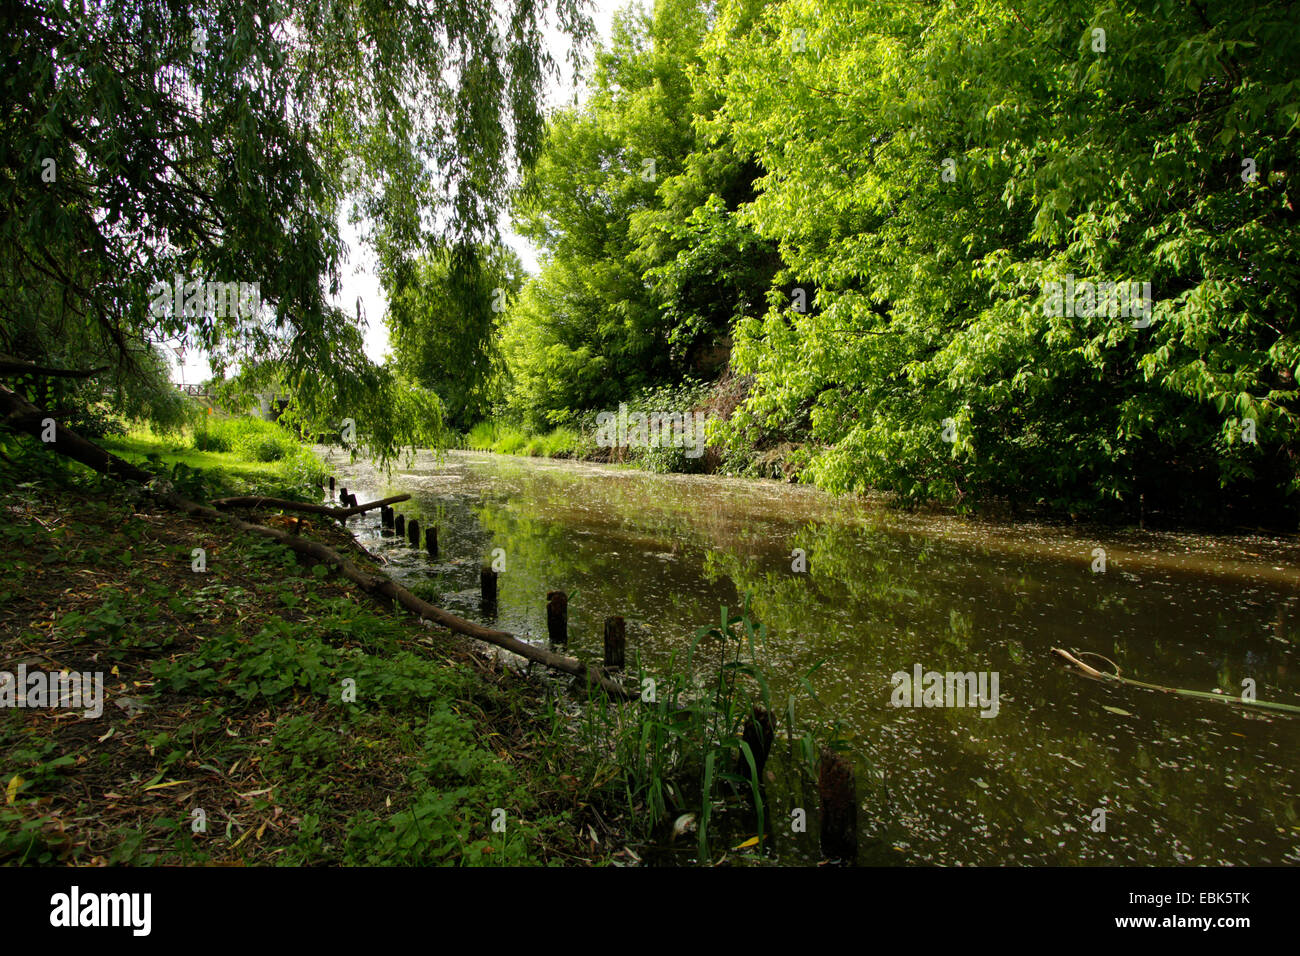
[324,449,1300,866]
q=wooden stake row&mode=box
[376,504,441,557]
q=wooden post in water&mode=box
[408,518,419,547]
[546,591,568,644]
[339,486,348,506]
[603,616,625,669]
[817,747,858,864]
[380,505,393,529]
[394,514,405,538]
[426,525,438,558]
[328,476,335,497]
[480,566,498,608]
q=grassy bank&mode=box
[101,416,329,497]
[459,377,806,481]
[464,422,586,459]
[0,430,621,866]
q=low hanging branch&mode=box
[211,493,410,520]
[0,355,110,379]
[0,384,635,700]
[1052,647,1300,716]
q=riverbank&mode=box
[12,422,1298,867]
[320,442,1300,866]
[0,436,632,866]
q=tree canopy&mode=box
[2,0,591,458]
[7,0,1297,522]
[498,0,778,430]
[487,0,1298,523]
[384,242,525,431]
[705,0,1299,519]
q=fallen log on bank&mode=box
[0,384,635,700]
[1,385,156,484]
[1051,647,1300,715]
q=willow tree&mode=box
[1,0,592,460]
[383,242,526,431]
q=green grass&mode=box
[529,427,580,457]
[535,598,838,860]
[465,421,498,450]
[465,422,581,459]
[102,417,328,498]
[0,456,594,866]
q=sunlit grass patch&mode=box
[102,417,328,497]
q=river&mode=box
[321,448,1300,866]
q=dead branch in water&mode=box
[1052,647,1300,715]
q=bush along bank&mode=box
[460,375,814,483]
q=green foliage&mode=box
[64,403,128,441]
[1,475,594,865]
[145,586,557,866]
[385,244,526,430]
[499,0,778,431]
[0,737,79,864]
[342,708,543,866]
[466,421,504,451]
[526,427,583,458]
[570,598,826,859]
[465,422,583,458]
[191,428,231,453]
[704,0,1299,522]
[100,418,328,500]
[197,416,298,463]
[621,378,713,473]
[3,0,591,460]
[488,0,1299,520]
[495,427,531,457]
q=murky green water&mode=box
[324,449,1300,866]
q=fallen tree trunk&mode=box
[1,383,635,699]
[211,493,410,520]
[1,383,154,483]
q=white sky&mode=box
[169,0,629,385]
